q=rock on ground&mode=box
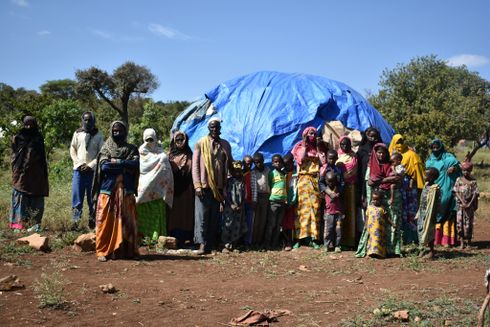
[16,233,49,251]
[73,233,96,252]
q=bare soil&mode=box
[1,216,490,327]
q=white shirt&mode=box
[70,130,104,170]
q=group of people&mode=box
[9,113,480,261]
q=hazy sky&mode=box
[1,0,489,102]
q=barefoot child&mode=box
[319,170,344,252]
[389,152,406,205]
[365,190,393,258]
[221,160,246,252]
[453,161,479,249]
[416,167,441,259]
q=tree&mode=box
[369,55,490,159]
[129,99,189,148]
[40,79,78,100]
[75,62,159,126]
[41,99,82,156]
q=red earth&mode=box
[1,211,490,326]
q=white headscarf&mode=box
[136,128,174,206]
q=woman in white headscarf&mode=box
[135,128,174,242]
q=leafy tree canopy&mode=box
[369,55,490,159]
[75,62,159,125]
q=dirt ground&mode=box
[1,215,490,327]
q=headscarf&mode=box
[337,135,358,184]
[11,116,49,196]
[142,128,158,152]
[357,127,382,196]
[369,143,392,191]
[388,134,425,189]
[92,121,139,202]
[77,111,98,136]
[98,121,138,161]
[169,131,193,197]
[169,131,192,160]
[426,138,461,222]
[136,128,174,206]
[291,126,323,166]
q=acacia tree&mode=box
[75,62,159,126]
[369,55,490,159]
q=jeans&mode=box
[72,169,95,222]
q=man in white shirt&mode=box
[70,111,104,229]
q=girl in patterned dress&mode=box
[453,161,479,249]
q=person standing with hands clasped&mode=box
[192,118,232,255]
[70,111,104,230]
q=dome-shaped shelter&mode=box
[172,71,394,161]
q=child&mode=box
[282,153,297,251]
[365,190,393,258]
[221,160,246,252]
[323,150,344,189]
[389,152,406,205]
[242,155,257,247]
[263,154,287,250]
[319,171,344,252]
[453,161,479,249]
[251,152,270,246]
[415,167,441,259]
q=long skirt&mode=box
[167,185,195,243]
[434,215,456,246]
[10,188,44,229]
[96,181,138,259]
[383,190,402,256]
[136,198,166,242]
[295,174,321,241]
[401,181,419,244]
[341,183,357,248]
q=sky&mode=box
[1,0,489,102]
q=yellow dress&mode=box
[366,205,386,258]
[295,157,321,240]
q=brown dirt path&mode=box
[1,217,490,327]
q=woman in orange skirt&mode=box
[92,121,140,262]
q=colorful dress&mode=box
[92,121,139,259]
[295,157,321,240]
[365,205,387,258]
[135,129,174,242]
[453,177,479,242]
[389,134,425,244]
[417,183,440,246]
[425,139,461,246]
[336,136,358,247]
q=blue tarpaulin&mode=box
[172,71,394,162]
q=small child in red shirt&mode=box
[319,170,344,252]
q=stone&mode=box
[99,283,117,294]
[16,233,49,251]
[393,310,409,322]
[73,233,96,252]
[157,236,177,249]
[0,275,25,291]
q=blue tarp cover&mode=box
[172,71,394,161]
